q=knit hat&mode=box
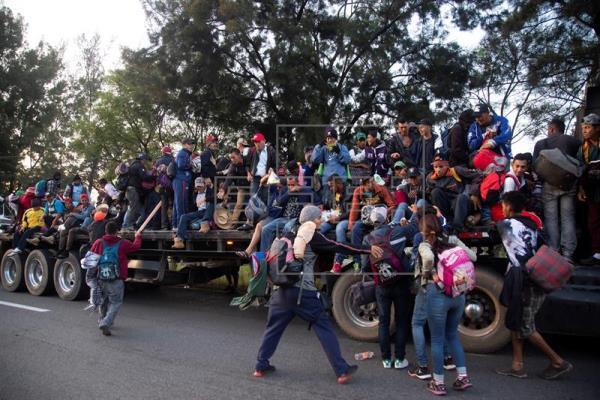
[299,205,322,224]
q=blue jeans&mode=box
[256,287,352,376]
[542,182,577,258]
[123,186,142,229]
[426,283,467,377]
[376,279,411,360]
[331,220,350,264]
[391,199,427,225]
[98,279,125,328]
[260,217,290,253]
[172,178,190,229]
[175,206,213,240]
[411,286,452,367]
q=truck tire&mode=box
[331,273,389,342]
[1,251,26,292]
[54,251,87,301]
[460,267,510,353]
[24,249,55,296]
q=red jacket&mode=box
[90,234,142,280]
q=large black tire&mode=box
[1,251,26,292]
[459,267,510,353]
[24,249,55,296]
[54,251,87,301]
[331,273,390,342]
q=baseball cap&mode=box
[407,167,420,178]
[182,137,196,145]
[582,113,600,125]
[473,104,490,116]
[418,119,433,127]
[80,193,89,201]
[136,152,148,160]
[252,132,266,142]
[161,146,172,154]
[325,127,338,139]
[355,132,367,141]
[393,161,406,170]
[194,177,205,187]
[206,134,218,143]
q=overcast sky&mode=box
[3,0,151,71]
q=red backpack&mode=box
[480,172,518,205]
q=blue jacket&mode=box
[44,199,65,216]
[311,143,351,182]
[467,115,512,158]
[175,149,192,182]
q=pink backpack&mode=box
[436,246,476,297]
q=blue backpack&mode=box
[97,240,122,281]
[35,179,47,197]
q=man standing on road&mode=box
[90,221,141,336]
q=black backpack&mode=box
[166,160,177,179]
[115,174,129,191]
[266,233,303,287]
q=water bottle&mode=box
[354,351,375,361]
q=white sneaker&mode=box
[394,358,409,369]
[12,248,22,254]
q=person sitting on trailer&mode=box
[172,177,215,249]
[26,192,66,247]
[9,198,45,255]
[54,194,95,258]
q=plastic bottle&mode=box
[354,351,375,361]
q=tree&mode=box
[0,6,66,192]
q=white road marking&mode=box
[0,301,50,312]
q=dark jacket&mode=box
[449,121,470,167]
[175,148,192,182]
[364,140,389,179]
[386,132,419,167]
[154,154,174,169]
[321,183,350,220]
[200,148,218,180]
[127,160,146,191]
[222,161,247,191]
[533,134,581,163]
[414,134,438,173]
[248,145,276,177]
[272,187,313,219]
[90,234,142,280]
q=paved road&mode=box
[0,285,598,400]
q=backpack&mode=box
[97,240,122,281]
[367,225,408,286]
[115,174,129,191]
[114,161,129,176]
[245,193,268,224]
[436,246,475,297]
[266,235,303,287]
[166,160,177,179]
[534,148,582,191]
[35,179,47,197]
[480,172,519,205]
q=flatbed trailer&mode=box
[1,227,599,353]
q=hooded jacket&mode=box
[364,140,390,179]
[414,134,438,173]
[467,115,513,158]
[90,234,142,280]
[311,143,351,182]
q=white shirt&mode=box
[196,192,207,211]
[104,183,120,200]
[503,169,525,193]
[256,148,268,177]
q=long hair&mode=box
[419,213,454,254]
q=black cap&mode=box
[53,171,61,180]
[286,160,299,173]
[73,174,81,181]
[418,119,433,126]
[182,137,196,145]
[473,104,490,116]
[407,167,420,178]
[325,127,338,139]
[31,198,41,207]
[136,152,148,160]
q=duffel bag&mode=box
[534,148,582,191]
[525,245,573,292]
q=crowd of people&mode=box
[2,105,599,394]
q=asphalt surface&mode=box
[0,284,598,400]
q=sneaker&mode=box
[539,361,573,380]
[253,365,275,378]
[452,376,472,391]
[427,380,447,396]
[394,358,409,369]
[331,262,342,274]
[237,223,253,231]
[408,365,431,380]
[382,359,392,369]
[99,325,111,336]
[11,248,22,255]
[443,356,456,370]
[337,365,358,384]
[495,367,527,378]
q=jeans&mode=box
[123,186,142,229]
[13,227,42,251]
[391,199,426,225]
[176,209,206,240]
[542,182,577,258]
[260,217,291,253]
[256,287,352,376]
[375,279,411,360]
[411,286,451,367]
[331,220,350,264]
[430,188,469,229]
[159,186,173,229]
[348,221,368,264]
[98,279,125,328]
[426,283,467,377]
[172,178,190,229]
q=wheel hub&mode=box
[28,259,43,288]
[3,259,16,285]
[465,302,483,320]
[58,262,76,293]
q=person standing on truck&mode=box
[173,138,195,230]
[154,146,175,230]
[63,174,88,207]
[247,132,276,201]
[218,148,249,225]
[495,191,572,380]
[577,113,600,266]
[90,221,142,336]
[253,205,383,384]
[122,153,148,230]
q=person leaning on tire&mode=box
[252,205,383,384]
